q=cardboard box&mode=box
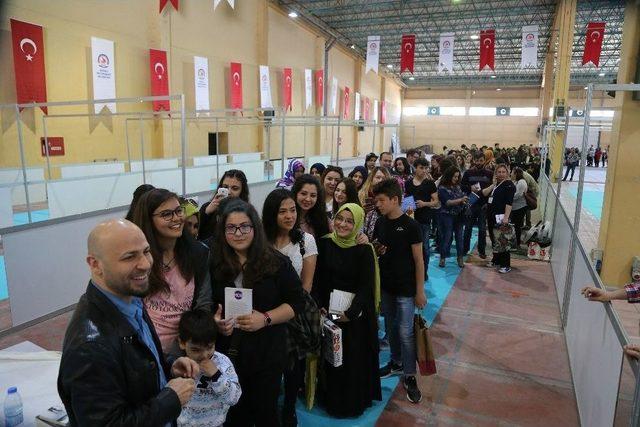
[322,319,343,367]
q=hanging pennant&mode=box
[304,69,313,110]
[283,68,292,111]
[159,0,179,13]
[230,62,243,109]
[330,77,338,114]
[259,65,272,109]
[366,36,380,74]
[400,34,415,73]
[149,49,170,112]
[354,92,361,120]
[213,0,235,10]
[342,87,350,120]
[479,29,495,71]
[10,19,48,113]
[315,70,324,108]
[583,22,606,67]
[521,25,538,68]
[91,37,116,114]
[439,33,454,73]
[194,56,209,111]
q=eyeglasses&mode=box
[152,206,185,222]
[334,215,355,226]
[225,223,254,235]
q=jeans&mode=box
[419,223,431,274]
[463,204,487,256]
[563,164,576,180]
[438,213,464,259]
[381,290,417,376]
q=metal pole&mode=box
[335,114,342,166]
[632,367,640,426]
[266,121,272,180]
[124,118,132,170]
[303,122,307,163]
[41,116,52,180]
[550,116,570,247]
[15,105,32,224]
[215,117,220,184]
[280,118,286,179]
[180,94,187,196]
[371,124,376,154]
[139,115,147,184]
[412,125,416,148]
[561,84,594,327]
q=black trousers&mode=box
[492,251,511,268]
[225,366,283,427]
[283,356,305,415]
[511,207,528,247]
[563,164,576,180]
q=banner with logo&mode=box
[342,87,350,119]
[10,19,48,113]
[213,0,234,10]
[304,69,313,110]
[366,36,380,74]
[330,77,338,114]
[283,68,292,111]
[521,25,538,68]
[258,65,272,109]
[91,37,116,113]
[230,62,243,109]
[354,92,361,120]
[159,0,178,13]
[149,49,169,112]
[439,33,454,73]
[583,22,606,67]
[373,99,379,124]
[315,70,324,108]
[479,29,495,71]
[400,34,415,73]
[194,56,209,111]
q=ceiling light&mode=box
[598,72,605,77]
[584,86,588,90]
[470,34,479,40]
[496,88,501,91]
[350,44,356,49]
[288,11,298,18]
[490,75,497,79]
[387,64,393,69]
[409,76,415,81]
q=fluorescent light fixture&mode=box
[350,44,356,49]
[470,34,479,40]
[409,76,415,80]
[387,64,393,69]
[584,86,588,90]
[598,72,605,77]
[496,88,502,91]
[288,11,298,18]
[490,75,497,79]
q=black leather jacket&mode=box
[57,283,181,426]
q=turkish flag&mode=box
[400,34,416,73]
[380,101,386,124]
[315,70,324,108]
[363,97,370,121]
[10,19,48,114]
[343,87,350,120]
[583,22,606,67]
[230,62,243,109]
[159,0,179,13]
[479,29,495,71]
[283,67,292,111]
[149,49,170,112]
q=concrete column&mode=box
[597,0,640,285]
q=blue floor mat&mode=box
[12,209,50,226]
[568,189,604,220]
[0,257,6,301]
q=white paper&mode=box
[366,36,380,74]
[354,92,361,120]
[224,287,253,322]
[521,25,538,68]
[439,33,455,73]
[194,56,210,111]
[91,37,116,113]
[259,65,273,109]
[330,77,338,114]
[329,289,355,314]
[304,68,313,110]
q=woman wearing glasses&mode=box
[210,199,304,427]
[199,169,249,242]
[132,188,212,356]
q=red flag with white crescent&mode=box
[315,70,324,108]
[400,34,416,73]
[149,49,170,112]
[230,62,243,109]
[343,87,350,119]
[380,100,386,124]
[283,68,292,111]
[10,19,48,113]
[159,0,179,13]
[479,29,495,71]
[582,22,606,67]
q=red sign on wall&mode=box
[40,137,65,156]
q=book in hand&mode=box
[328,289,355,315]
[224,287,253,326]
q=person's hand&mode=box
[336,313,350,323]
[624,344,640,359]
[319,307,328,317]
[171,357,200,379]
[205,194,225,215]
[167,377,196,406]
[416,200,427,209]
[199,358,219,377]
[236,310,266,332]
[406,207,415,216]
[501,216,509,225]
[214,304,233,336]
[356,232,369,245]
[580,286,610,302]
[415,291,427,309]
[372,241,387,256]
[461,196,469,205]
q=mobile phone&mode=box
[216,187,229,198]
[328,313,341,322]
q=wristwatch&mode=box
[263,311,272,327]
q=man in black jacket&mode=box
[461,152,494,258]
[58,219,198,426]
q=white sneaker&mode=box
[498,267,512,274]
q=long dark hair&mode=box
[393,157,411,178]
[132,188,196,296]
[218,169,249,202]
[125,184,155,221]
[291,174,330,238]
[332,178,361,215]
[262,189,304,247]
[439,166,461,188]
[212,199,281,288]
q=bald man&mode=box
[58,219,198,426]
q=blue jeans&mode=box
[438,213,464,259]
[381,290,417,376]
[419,223,431,274]
[464,204,487,256]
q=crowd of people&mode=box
[59,142,551,427]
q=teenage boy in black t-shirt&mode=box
[372,178,426,404]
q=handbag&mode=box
[524,190,537,210]
[492,223,517,252]
[414,313,437,376]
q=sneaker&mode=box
[403,376,422,403]
[379,361,403,378]
[498,267,512,274]
[485,261,496,268]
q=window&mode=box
[402,106,428,116]
[440,106,466,116]
[469,107,496,116]
[591,109,614,118]
[510,107,539,117]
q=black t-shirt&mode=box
[373,214,423,297]
[488,180,515,217]
[404,178,437,225]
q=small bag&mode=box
[527,242,550,261]
[492,223,517,252]
[524,190,538,210]
[414,313,437,376]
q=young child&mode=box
[177,310,241,427]
[372,178,426,404]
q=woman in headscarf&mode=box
[276,159,305,190]
[309,163,326,179]
[312,203,381,418]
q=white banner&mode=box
[330,77,338,114]
[354,92,361,120]
[194,56,209,111]
[366,36,380,74]
[439,33,454,73]
[213,0,234,10]
[259,65,273,109]
[304,68,313,110]
[521,25,539,68]
[91,37,116,113]
[373,99,379,124]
